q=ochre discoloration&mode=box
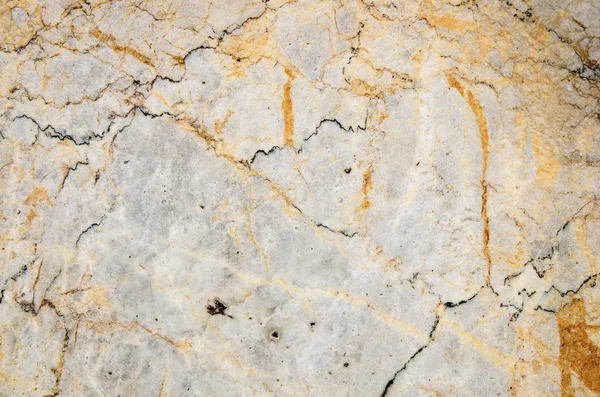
[51,333,68,395]
[532,132,561,188]
[93,30,155,69]
[194,125,218,146]
[442,314,517,373]
[158,369,168,397]
[24,186,52,207]
[87,286,110,309]
[575,217,598,274]
[358,166,372,212]
[558,299,600,396]
[249,169,302,214]
[349,79,385,99]
[214,110,233,136]
[506,247,527,270]
[31,259,44,296]
[446,74,492,284]
[1,0,598,394]
[422,14,479,32]
[0,1,43,50]
[282,68,295,147]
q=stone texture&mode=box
[0,0,599,396]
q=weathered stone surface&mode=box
[1,0,599,395]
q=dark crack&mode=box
[248,145,284,165]
[301,118,367,151]
[380,314,440,397]
[247,117,368,165]
[13,114,103,146]
[443,288,483,308]
[315,223,357,238]
[547,272,599,297]
[58,159,90,193]
[74,205,115,248]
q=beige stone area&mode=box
[0,0,599,396]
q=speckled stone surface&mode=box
[1,0,599,396]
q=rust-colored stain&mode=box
[373,111,389,125]
[93,30,155,69]
[349,78,384,99]
[25,208,37,226]
[31,259,44,300]
[422,14,479,32]
[282,68,295,147]
[158,369,168,397]
[51,332,68,395]
[196,125,217,146]
[23,186,53,226]
[87,286,109,308]
[446,74,492,284]
[533,132,560,188]
[575,215,598,274]
[358,166,373,212]
[24,186,52,206]
[250,169,301,215]
[558,298,600,396]
[214,110,233,135]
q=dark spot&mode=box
[206,298,233,318]
[310,322,316,326]
[415,162,420,166]
[344,168,352,174]
[124,160,129,164]
[271,331,279,339]
[344,362,349,367]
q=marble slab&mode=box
[1,0,599,395]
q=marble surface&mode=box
[1,0,599,396]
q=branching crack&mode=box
[13,114,104,146]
